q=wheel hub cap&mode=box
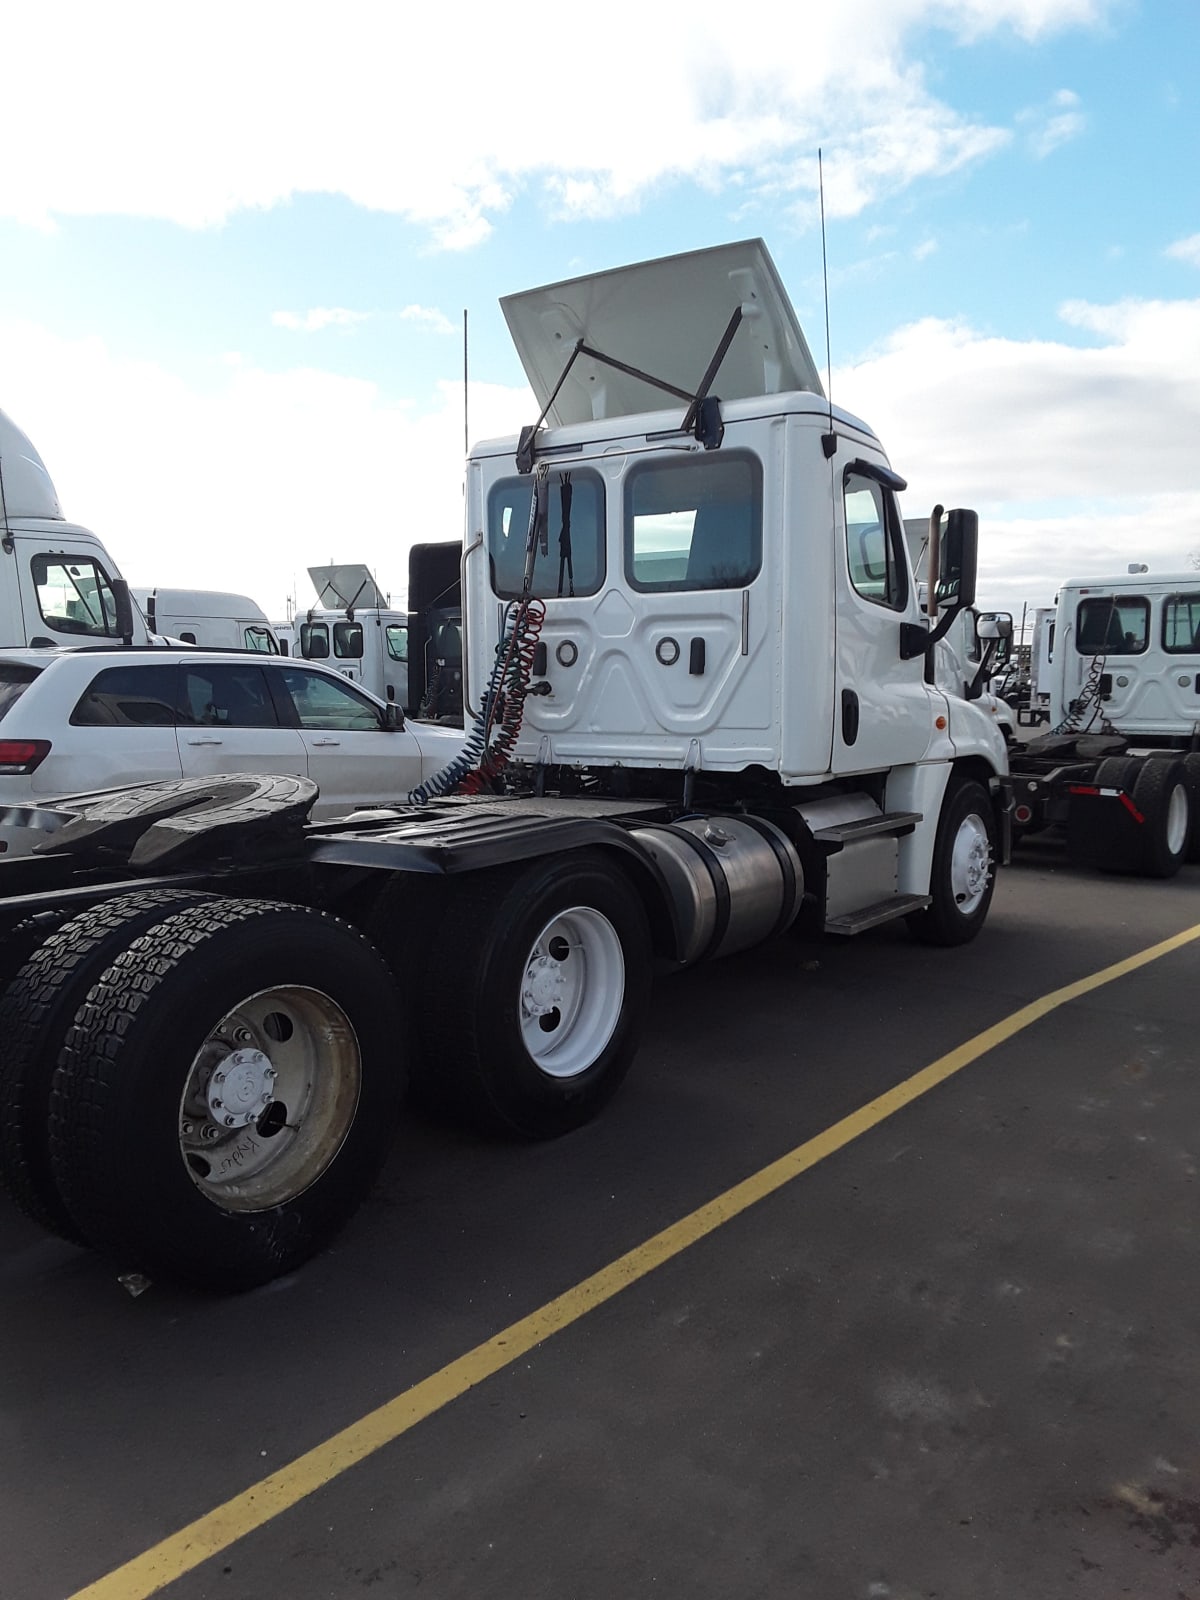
[951,814,992,913]
[204,1047,278,1128]
[523,949,569,1019]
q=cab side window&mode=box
[299,622,330,659]
[1076,597,1149,655]
[334,621,364,660]
[625,454,761,592]
[1163,592,1200,653]
[843,473,906,610]
[32,555,121,638]
[488,470,605,600]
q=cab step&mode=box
[812,810,922,847]
[824,893,931,937]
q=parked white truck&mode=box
[0,239,1011,1291]
[297,551,463,721]
[0,408,150,649]
[1008,571,1200,874]
[132,587,281,653]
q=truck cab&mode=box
[0,408,152,650]
[1047,574,1200,736]
[131,587,281,653]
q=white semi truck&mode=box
[297,551,464,721]
[1008,571,1200,874]
[0,240,1011,1291]
[0,409,151,650]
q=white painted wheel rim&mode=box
[178,986,361,1212]
[950,812,992,916]
[519,906,624,1079]
[1166,783,1189,855]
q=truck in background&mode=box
[0,408,153,650]
[132,587,281,653]
[1008,571,1200,874]
[0,239,1011,1291]
[297,549,463,721]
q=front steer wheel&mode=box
[47,899,407,1291]
[907,778,997,947]
[420,850,653,1138]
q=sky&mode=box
[0,0,1196,632]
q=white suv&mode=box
[0,647,465,855]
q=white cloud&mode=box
[836,295,1200,607]
[272,307,372,333]
[0,318,532,616]
[1166,233,1200,268]
[8,280,1191,626]
[0,1,1110,242]
[913,238,938,261]
[1018,88,1086,158]
[398,306,458,336]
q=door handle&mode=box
[186,737,223,746]
[310,737,340,747]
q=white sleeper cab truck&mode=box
[0,240,1011,1292]
[0,407,149,649]
[132,588,281,653]
[1008,572,1200,874]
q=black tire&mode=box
[1083,757,1143,874]
[0,911,71,1001]
[420,850,652,1139]
[47,899,406,1291]
[1183,754,1200,864]
[0,890,213,1240]
[907,778,997,947]
[1093,755,1141,792]
[1131,758,1190,879]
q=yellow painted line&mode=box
[71,919,1200,1600]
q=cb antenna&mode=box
[463,309,469,457]
[818,147,837,460]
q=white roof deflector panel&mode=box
[501,238,825,428]
[307,564,388,611]
[0,407,63,520]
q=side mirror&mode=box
[975,611,1012,642]
[111,578,136,645]
[383,702,402,731]
[938,509,978,610]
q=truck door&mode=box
[834,467,938,772]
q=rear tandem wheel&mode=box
[47,898,407,1290]
[419,849,653,1139]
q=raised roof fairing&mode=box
[501,239,825,428]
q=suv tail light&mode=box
[0,739,52,774]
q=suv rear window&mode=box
[72,664,179,727]
[0,663,42,721]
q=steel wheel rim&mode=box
[178,985,361,1212]
[950,812,992,916]
[519,906,624,1079]
[1166,783,1189,855]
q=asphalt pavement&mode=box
[2,843,1198,1600]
